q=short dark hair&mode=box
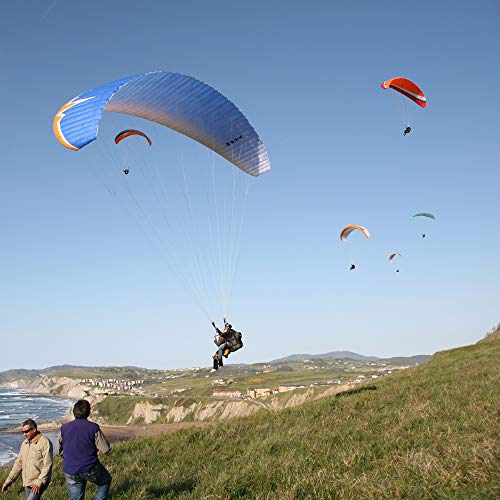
[22,419,37,430]
[73,400,91,419]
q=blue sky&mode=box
[1,1,499,371]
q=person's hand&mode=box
[2,481,10,493]
[211,322,215,327]
[30,484,40,494]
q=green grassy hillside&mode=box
[2,333,498,498]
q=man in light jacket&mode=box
[56,399,112,500]
[2,419,53,499]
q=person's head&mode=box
[73,399,91,419]
[225,323,232,330]
[21,419,37,439]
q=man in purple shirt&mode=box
[56,400,112,500]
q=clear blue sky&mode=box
[1,1,499,371]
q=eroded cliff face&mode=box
[269,384,356,411]
[126,399,261,424]
[128,402,165,424]
[0,376,92,400]
[125,384,356,425]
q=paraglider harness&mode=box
[213,322,243,357]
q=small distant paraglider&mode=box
[340,225,371,242]
[388,252,401,273]
[381,77,426,135]
[410,213,436,238]
[410,213,436,220]
[115,130,152,177]
[340,225,370,272]
[115,129,152,146]
[388,252,400,263]
[381,77,427,108]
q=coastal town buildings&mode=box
[212,390,243,398]
[81,378,144,392]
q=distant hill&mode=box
[270,351,378,363]
[0,365,145,382]
[379,355,430,365]
[270,351,430,364]
[0,365,84,382]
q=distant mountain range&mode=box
[270,352,430,365]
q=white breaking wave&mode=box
[0,442,18,467]
[0,388,72,465]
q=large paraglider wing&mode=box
[340,225,371,242]
[53,71,270,177]
[381,77,427,108]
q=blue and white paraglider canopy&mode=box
[53,71,271,177]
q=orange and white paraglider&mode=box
[340,225,370,271]
[340,225,370,242]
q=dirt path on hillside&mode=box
[101,421,214,442]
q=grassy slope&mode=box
[2,334,498,499]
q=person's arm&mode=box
[95,427,111,454]
[31,440,53,488]
[212,322,222,335]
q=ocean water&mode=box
[0,389,73,466]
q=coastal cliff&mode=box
[1,375,357,426]
[0,375,92,400]
[125,399,262,424]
